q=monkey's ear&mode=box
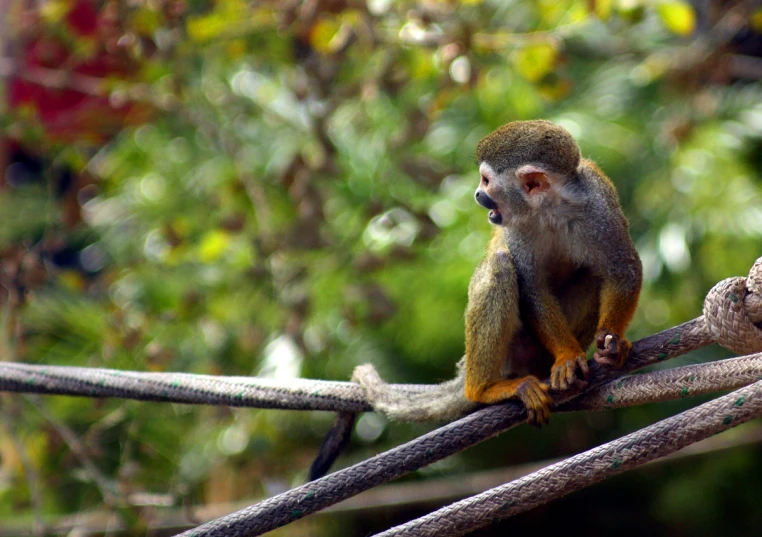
[516,165,550,196]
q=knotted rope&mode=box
[703,257,762,355]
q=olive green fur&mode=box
[476,120,581,175]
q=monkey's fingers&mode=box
[549,356,586,391]
[549,367,561,391]
[549,361,570,390]
[593,331,631,369]
[593,352,618,366]
[572,356,590,389]
[552,365,567,390]
[524,379,552,425]
[578,355,590,378]
[526,407,538,427]
[565,362,576,387]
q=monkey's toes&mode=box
[516,378,551,426]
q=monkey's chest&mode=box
[505,264,601,379]
[545,260,579,293]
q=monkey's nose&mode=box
[474,189,498,210]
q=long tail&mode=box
[351,361,477,422]
[308,410,356,481]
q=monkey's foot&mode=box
[550,353,589,391]
[594,330,631,368]
[514,376,552,426]
[465,376,551,425]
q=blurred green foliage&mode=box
[1,0,762,535]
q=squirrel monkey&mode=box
[308,120,641,479]
[465,119,642,424]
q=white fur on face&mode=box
[478,161,496,181]
[479,160,578,227]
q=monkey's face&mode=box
[475,161,561,226]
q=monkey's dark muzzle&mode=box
[475,190,503,225]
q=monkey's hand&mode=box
[515,376,552,426]
[593,330,631,368]
[549,353,589,391]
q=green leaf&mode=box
[657,2,696,36]
[512,41,558,82]
[592,0,614,20]
[198,230,231,263]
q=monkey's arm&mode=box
[578,163,643,368]
[594,248,642,367]
[463,231,551,424]
[519,275,590,391]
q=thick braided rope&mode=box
[569,352,762,411]
[374,379,762,537]
[363,262,762,537]
[174,318,711,537]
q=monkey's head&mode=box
[474,120,581,226]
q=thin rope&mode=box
[0,341,758,417]
[0,363,374,412]
[2,251,760,418]
[374,378,762,537]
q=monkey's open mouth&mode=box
[488,208,503,225]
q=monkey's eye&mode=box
[481,175,489,186]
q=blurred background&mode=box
[1,0,762,535]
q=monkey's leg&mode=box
[594,269,642,368]
[469,376,551,425]
[463,247,552,424]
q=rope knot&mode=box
[703,257,762,354]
